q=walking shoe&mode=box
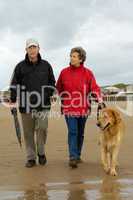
[38,154,47,165]
[69,158,78,168]
[25,160,36,168]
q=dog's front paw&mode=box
[110,169,117,176]
[103,165,110,174]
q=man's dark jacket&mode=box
[10,53,56,113]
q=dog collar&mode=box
[101,122,110,131]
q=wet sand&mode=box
[0,102,133,199]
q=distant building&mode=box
[127,84,133,93]
[0,91,10,103]
[103,86,121,95]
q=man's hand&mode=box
[5,101,17,108]
[50,95,57,103]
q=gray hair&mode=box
[70,47,86,64]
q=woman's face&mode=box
[70,52,82,67]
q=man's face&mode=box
[70,52,82,66]
[26,45,39,60]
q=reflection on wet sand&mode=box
[1,178,133,200]
[99,176,121,200]
[67,182,85,200]
[23,184,48,200]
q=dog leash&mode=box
[96,102,111,131]
[97,102,106,121]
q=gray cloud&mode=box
[0,0,133,89]
[0,0,94,49]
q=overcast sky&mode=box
[0,0,133,90]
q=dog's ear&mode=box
[112,110,121,124]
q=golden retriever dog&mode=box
[97,107,124,176]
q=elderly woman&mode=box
[56,47,103,168]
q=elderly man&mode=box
[10,38,55,168]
